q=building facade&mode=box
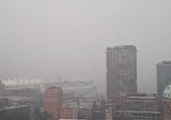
[91,100,106,120]
[60,107,76,119]
[120,93,160,111]
[106,45,137,103]
[44,87,63,120]
[157,61,171,97]
[162,84,171,120]
[162,99,171,120]
[0,81,6,96]
[115,93,161,120]
[116,110,161,120]
[0,105,30,120]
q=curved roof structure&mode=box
[1,78,41,88]
[41,79,97,99]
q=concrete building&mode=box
[0,105,30,120]
[78,107,91,119]
[116,110,161,120]
[0,97,8,109]
[106,45,137,104]
[115,93,161,120]
[6,96,41,120]
[162,84,171,120]
[91,100,106,120]
[157,61,171,96]
[44,87,63,120]
[120,93,160,111]
[105,107,113,120]
[0,97,30,120]
[5,87,41,120]
[62,99,92,119]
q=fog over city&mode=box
[1,0,171,94]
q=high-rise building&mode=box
[157,61,171,96]
[106,45,137,103]
[44,87,63,120]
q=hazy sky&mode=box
[0,0,171,93]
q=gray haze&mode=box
[0,0,171,93]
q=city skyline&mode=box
[1,0,171,120]
[1,0,171,94]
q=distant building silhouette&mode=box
[0,81,6,96]
[157,61,171,96]
[106,45,137,104]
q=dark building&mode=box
[0,97,30,120]
[157,61,171,97]
[91,100,106,120]
[0,81,6,96]
[0,105,30,120]
[6,87,41,120]
[106,45,137,104]
[78,108,91,119]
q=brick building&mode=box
[162,84,171,120]
[44,87,63,120]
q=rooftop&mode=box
[107,45,136,51]
[121,93,157,100]
[157,61,171,65]
[5,105,29,110]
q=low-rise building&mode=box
[120,93,160,111]
[116,110,161,120]
[0,105,30,120]
[91,100,106,120]
[61,100,92,120]
[78,107,91,119]
[60,107,76,119]
[114,93,161,120]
